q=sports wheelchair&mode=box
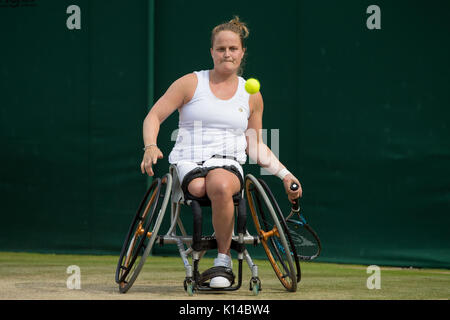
[115,164,303,296]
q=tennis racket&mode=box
[284,183,322,261]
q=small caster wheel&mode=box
[250,277,261,296]
[184,278,195,296]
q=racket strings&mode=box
[285,221,320,260]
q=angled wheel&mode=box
[115,174,172,293]
[257,178,301,283]
[245,174,298,292]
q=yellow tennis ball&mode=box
[245,78,260,94]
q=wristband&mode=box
[276,168,291,180]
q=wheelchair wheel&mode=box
[257,178,301,283]
[115,174,172,293]
[245,174,298,292]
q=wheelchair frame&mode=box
[115,164,299,296]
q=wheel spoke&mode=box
[245,175,298,292]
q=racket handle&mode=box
[290,183,300,211]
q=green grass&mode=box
[0,252,448,300]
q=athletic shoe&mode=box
[209,253,233,288]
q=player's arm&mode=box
[245,92,282,173]
[245,92,302,201]
[141,73,197,176]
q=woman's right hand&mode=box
[140,146,163,176]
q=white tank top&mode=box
[168,70,250,164]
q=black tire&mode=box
[115,175,171,293]
[245,174,298,292]
[257,178,301,283]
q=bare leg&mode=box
[205,169,241,255]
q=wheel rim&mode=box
[116,178,162,287]
[257,178,301,283]
[245,175,297,292]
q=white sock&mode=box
[214,253,232,268]
[210,253,233,288]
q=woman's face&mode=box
[210,30,245,75]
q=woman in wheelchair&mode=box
[140,17,302,289]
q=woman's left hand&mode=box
[282,174,303,204]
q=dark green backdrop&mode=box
[1,0,449,268]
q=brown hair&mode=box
[211,16,250,49]
[211,16,250,75]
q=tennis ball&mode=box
[245,78,260,94]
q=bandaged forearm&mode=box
[248,142,291,180]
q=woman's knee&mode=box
[187,177,206,198]
[206,170,240,199]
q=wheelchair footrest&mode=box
[198,266,235,287]
[186,258,243,293]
